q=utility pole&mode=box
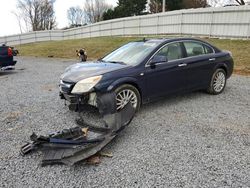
[163,0,166,12]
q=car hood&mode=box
[60,61,128,83]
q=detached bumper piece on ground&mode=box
[20,92,135,166]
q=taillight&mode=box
[8,47,12,57]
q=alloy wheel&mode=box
[116,89,138,110]
[213,71,226,93]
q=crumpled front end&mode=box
[59,79,99,111]
[20,92,135,166]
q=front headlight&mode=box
[71,75,102,94]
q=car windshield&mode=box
[102,41,159,65]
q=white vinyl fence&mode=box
[1,5,250,45]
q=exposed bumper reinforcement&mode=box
[20,92,135,166]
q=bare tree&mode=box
[209,0,246,6]
[13,9,33,33]
[234,0,245,5]
[84,0,112,23]
[149,0,162,13]
[67,6,86,26]
[12,11,24,34]
[16,0,56,31]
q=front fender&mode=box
[106,77,139,92]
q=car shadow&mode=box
[73,90,210,167]
[140,91,205,112]
[0,71,18,76]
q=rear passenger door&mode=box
[182,41,216,90]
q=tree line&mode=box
[15,0,247,32]
[103,0,247,20]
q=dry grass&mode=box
[17,37,140,60]
[206,38,250,76]
[17,36,250,75]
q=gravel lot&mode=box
[0,57,249,188]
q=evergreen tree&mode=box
[149,0,183,13]
[103,0,147,20]
[117,0,147,16]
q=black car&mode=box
[59,38,234,111]
[0,44,18,70]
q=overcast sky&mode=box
[0,0,118,37]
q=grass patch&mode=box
[17,36,250,75]
[17,37,140,60]
[207,39,250,76]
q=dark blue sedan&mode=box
[59,38,234,111]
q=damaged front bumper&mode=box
[59,80,99,111]
[60,91,98,111]
[21,92,135,166]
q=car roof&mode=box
[144,37,208,43]
[141,37,220,52]
[133,37,220,53]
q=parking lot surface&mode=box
[0,57,249,187]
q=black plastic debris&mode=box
[20,92,135,166]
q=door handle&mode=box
[178,63,187,67]
[209,58,216,61]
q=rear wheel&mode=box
[115,84,141,112]
[207,68,227,95]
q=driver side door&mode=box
[145,42,188,100]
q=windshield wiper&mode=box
[98,59,106,63]
[107,61,126,65]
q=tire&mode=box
[207,68,227,95]
[115,84,141,112]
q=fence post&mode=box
[157,15,160,36]
[19,34,21,46]
[247,17,250,39]
[111,21,113,36]
[209,10,214,38]
[180,12,183,36]
[4,36,7,45]
[139,17,141,36]
[123,19,125,36]
[89,26,91,38]
[99,23,101,37]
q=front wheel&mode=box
[207,68,227,95]
[115,84,141,112]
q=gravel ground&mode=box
[0,57,249,188]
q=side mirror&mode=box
[149,55,168,68]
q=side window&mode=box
[183,42,206,57]
[203,44,214,54]
[156,42,183,61]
